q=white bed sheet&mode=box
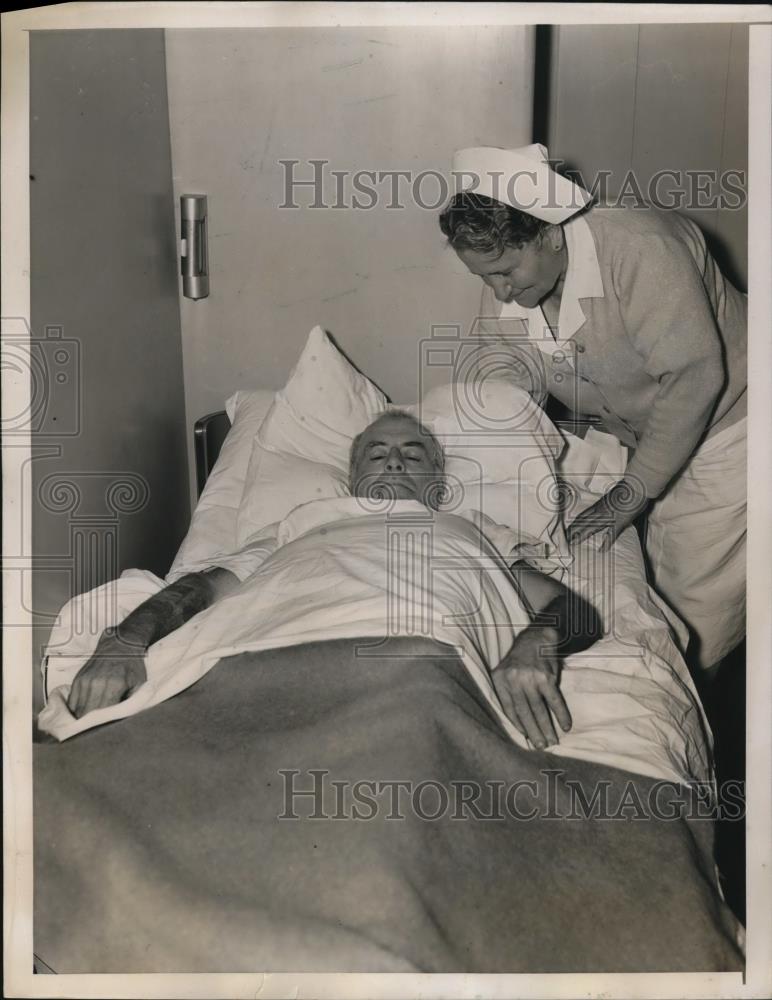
[39,491,711,790]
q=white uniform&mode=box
[490,211,746,673]
[645,417,746,673]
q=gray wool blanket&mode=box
[34,638,743,973]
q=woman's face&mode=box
[455,227,567,309]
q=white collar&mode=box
[558,212,604,338]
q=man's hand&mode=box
[566,477,648,550]
[492,625,571,749]
[64,568,239,721]
[67,630,148,719]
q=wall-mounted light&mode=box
[180,194,209,300]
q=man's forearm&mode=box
[66,567,239,720]
[529,589,603,657]
[110,569,234,650]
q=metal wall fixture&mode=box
[180,194,209,300]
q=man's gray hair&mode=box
[348,409,445,493]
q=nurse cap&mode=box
[451,143,591,224]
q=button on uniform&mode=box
[569,342,589,382]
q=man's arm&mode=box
[510,562,603,655]
[491,562,603,749]
[67,567,239,719]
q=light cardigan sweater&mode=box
[475,204,747,499]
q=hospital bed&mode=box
[32,328,744,973]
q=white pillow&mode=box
[257,325,388,470]
[168,389,274,581]
[236,327,388,545]
[236,327,569,570]
[408,381,567,553]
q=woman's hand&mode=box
[67,629,148,719]
[492,625,571,749]
[566,478,649,550]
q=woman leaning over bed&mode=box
[439,144,747,678]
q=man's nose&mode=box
[384,447,405,472]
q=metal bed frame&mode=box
[193,409,230,495]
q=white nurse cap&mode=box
[451,143,591,223]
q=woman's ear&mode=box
[544,224,565,253]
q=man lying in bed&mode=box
[67,410,601,750]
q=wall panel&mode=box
[30,29,189,710]
[165,26,535,498]
[548,23,747,290]
[549,24,639,194]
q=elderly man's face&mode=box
[350,414,444,508]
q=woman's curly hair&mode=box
[438,191,547,257]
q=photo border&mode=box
[3,4,770,998]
